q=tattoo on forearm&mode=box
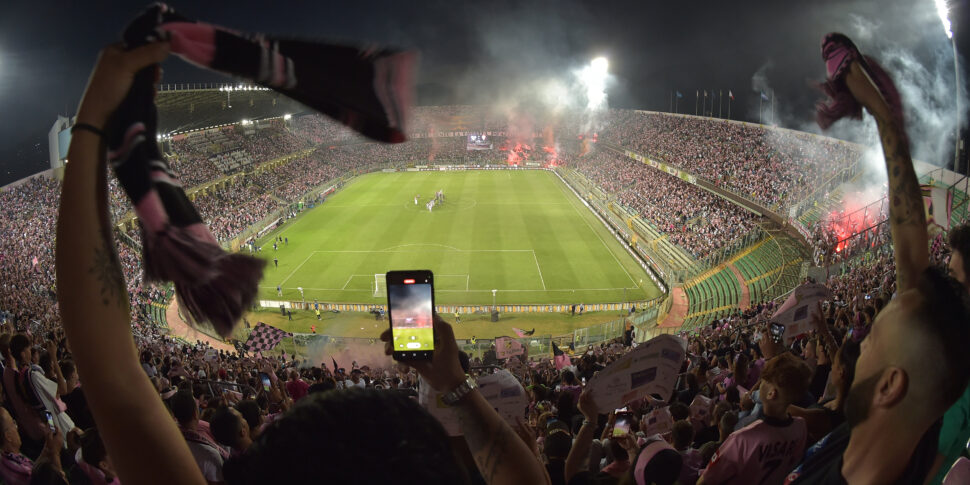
[90,145,128,309]
[90,246,127,308]
[877,118,926,290]
[457,406,514,483]
[478,422,512,482]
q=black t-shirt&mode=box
[547,459,567,485]
[786,419,941,485]
[809,363,831,401]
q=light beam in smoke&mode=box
[934,0,953,39]
[578,57,610,111]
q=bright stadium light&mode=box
[577,56,610,111]
[591,57,609,74]
[283,114,292,120]
[933,0,962,172]
[935,0,953,39]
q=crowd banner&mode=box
[586,334,686,411]
[420,370,527,436]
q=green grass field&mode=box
[255,170,661,306]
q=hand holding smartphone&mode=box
[259,372,272,392]
[612,412,633,437]
[44,411,56,432]
[386,270,435,361]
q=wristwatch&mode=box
[442,376,478,406]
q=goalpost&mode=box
[373,274,387,297]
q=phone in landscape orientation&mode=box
[386,270,436,360]
[259,372,272,392]
[44,411,55,432]
[613,412,633,437]
[770,322,785,343]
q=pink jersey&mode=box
[699,415,807,485]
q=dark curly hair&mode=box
[223,388,469,484]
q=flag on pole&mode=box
[729,90,735,100]
[552,342,571,370]
[243,322,292,351]
[512,327,527,338]
[760,91,770,101]
[676,91,683,98]
[332,357,340,372]
[704,90,708,97]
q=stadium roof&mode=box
[156,83,307,135]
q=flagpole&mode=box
[719,90,723,118]
[675,96,679,114]
[728,97,731,119]
[771,89,775,125]
[695,91,698,116]
[759,95,763,124]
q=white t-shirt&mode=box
[30,367,75,443]
[186,440,224,482]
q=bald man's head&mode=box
[851,267,970,429]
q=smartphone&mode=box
[44,411,55,432]
[770,322,785,343]
[259,372,272,392]
[386,270,435,360]
[613,412,633,437]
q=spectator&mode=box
[697,353,810,485]
[0,407,63,485]
[283,370,308,402]
[786,48,970,485]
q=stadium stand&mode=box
[3,96,969,484]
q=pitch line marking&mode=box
[341,275,354,290]
[308,248,533,253]
[554,180,639,287]
[260,286,632,293]
[279,252,316,287]
[380,243,462,251]
[532,250,547,290]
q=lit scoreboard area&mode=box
[466,133,493,151]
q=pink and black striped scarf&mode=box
[815,32,904,138]
[107,3,415,336]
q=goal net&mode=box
[374,274,387,297]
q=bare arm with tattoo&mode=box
[844,62,927,291]
[382,315,549,485]
[56,43,206,485]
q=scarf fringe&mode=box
[143,225,265,337]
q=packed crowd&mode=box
[602,111,860,209]
[1,218,965,484]
[0,176,166,356]
[569,149,758,258]
[5,41,970,483]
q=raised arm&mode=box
[381,315,549,485]
[56,43,205,485]
[843,62,927,291]
[565,390,600,482]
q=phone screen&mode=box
[44,411,55,432]
[387,271,435,360]
[259,373,272,392]
[613,413,632,437]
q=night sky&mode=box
[0,0,967,185]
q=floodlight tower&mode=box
[935,0,962,172]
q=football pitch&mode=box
[255,170,662,306]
